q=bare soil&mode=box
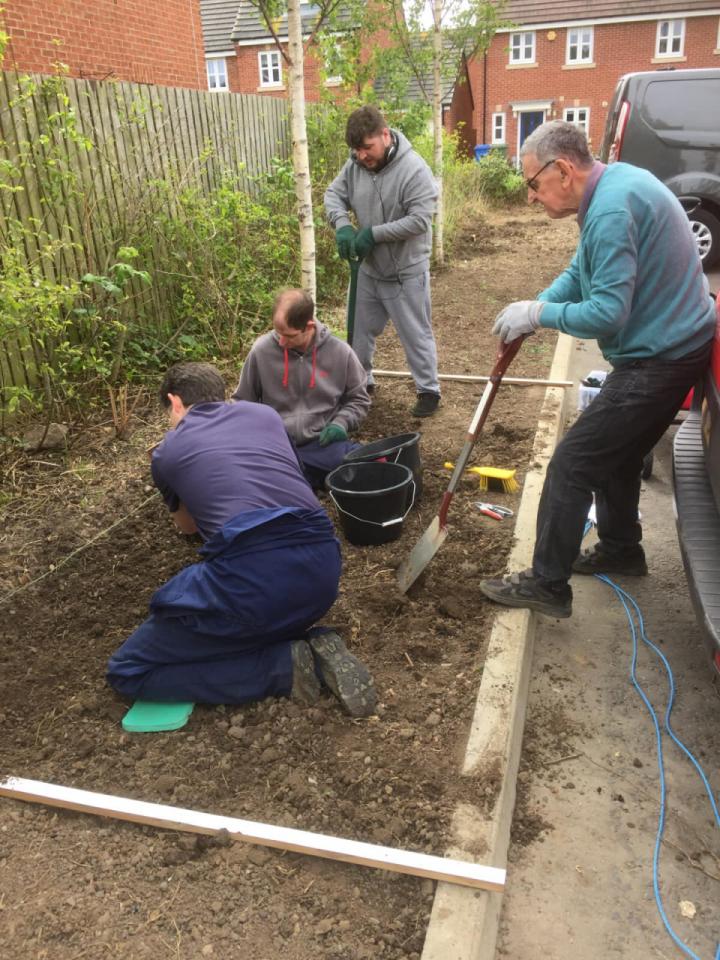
[0,207,577,959]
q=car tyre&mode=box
[641,451,654,480]
[688,207,720,270]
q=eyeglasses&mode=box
[524,158,556,192]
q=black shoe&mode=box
[572,543,648,577]
[411,392,440,418]
[307,628,377,717]
[479,569,572,618]
[289,640,321,705]
[366,383,375,395]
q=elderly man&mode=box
[324,105,441,418]
[480,120,715,618]
[233,288,370,489]
[107,362,376,717]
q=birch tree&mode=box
[387,0,506,266]
[248,0,349,297]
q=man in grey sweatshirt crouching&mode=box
[324,105,441,418]
[233,288,370,489]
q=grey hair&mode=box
[520,120,593,167]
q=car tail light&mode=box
[714,650,720,676]
[608,101,630,163]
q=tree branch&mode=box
[387,0,431,104]
[252,0,293,66]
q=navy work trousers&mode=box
[296,437,359,490]
[533,340,713,585]
[107,509,341,704]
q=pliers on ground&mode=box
[475,502,514,520]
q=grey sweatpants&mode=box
[352,268,440,395]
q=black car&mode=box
[672,291,720,678]
[601,68,720,269]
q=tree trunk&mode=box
[432,0,444,267]
[287,0,316,297]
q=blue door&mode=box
[519,111,544,147]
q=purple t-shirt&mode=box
[151,401,320,540]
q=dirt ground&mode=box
[0,206,577,959]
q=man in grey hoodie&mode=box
[233,288,370,489]
[324,105,441,418]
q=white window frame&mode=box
[656,19,685,58]
[206,57,228,92]
[566,25,594,64]
[258,50,282,87]
[323,40,343,85]
[510,31,536,64]
[492,112,506,145]
[563,106,590,136]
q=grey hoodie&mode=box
[324,129,438,281]
[232,322,370,446]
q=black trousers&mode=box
[533,340,713,586]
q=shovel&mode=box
[396,335,527,593]
[346,254,360,347]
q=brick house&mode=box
[465,0,720,162]
[1,0,206,88]
[200,0,356,99]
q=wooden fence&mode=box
[0,71,291,403]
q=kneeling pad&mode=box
[121,700,194,733]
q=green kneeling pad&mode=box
[121,700,194,733]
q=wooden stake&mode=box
[0,777,505,892]
[372,369,572,388]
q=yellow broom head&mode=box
[476,467,518,493]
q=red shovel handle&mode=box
[438,335,527,528]
[491,334,528,382]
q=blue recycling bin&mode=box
[474,144,491,161]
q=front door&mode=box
[519,110,544,147]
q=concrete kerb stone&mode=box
[421,333,575,960]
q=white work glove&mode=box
[492,300,544,343]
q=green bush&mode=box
[475,151,526,203]
[132,158,348,370]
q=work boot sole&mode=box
[290,640,321,706]
[479,580,572,619]
[572,551,648,577]
[411,403,440,418]
[307,629,377,718]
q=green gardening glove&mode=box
[318,423,348,447]
[354,226,375,259]
[335,226,357,260]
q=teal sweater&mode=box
[538,163,715,365]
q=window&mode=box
[492,112,506,144]
[656,19,685,57]
[259,50,282,87]
[510,32,535,64]
[644,77,720,133]
[564,106,590,136]
[323,40,343,84]
[206,58,228,92]
[566,26,593,64]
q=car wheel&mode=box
[688,208,720,270]
[641,451,654,480]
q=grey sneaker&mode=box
[572,543,648,577]
[290,640,321,705]
[307,628,377,718]
[411,392,440,417]
[479,569,572,618]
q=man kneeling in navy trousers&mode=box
[107,361,376,717]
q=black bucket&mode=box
[327,462,415,546]
[342,432,423,499]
